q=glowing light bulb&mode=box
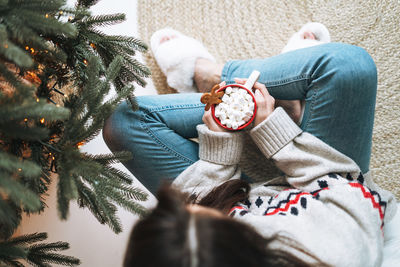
[40,118,45,124]
[77,141,85,149]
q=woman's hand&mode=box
[202,108,228,132]
[202,81,228,132]
[234,78,275,127]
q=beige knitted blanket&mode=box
[138,0,400,199]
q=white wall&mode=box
[16,1,157,266]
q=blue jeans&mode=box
[103,43,377,194]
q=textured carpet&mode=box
[138,0,400,199]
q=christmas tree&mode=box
[0,0,151,265]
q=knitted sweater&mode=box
[172,107,397,267]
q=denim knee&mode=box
[103,101,140,152]
[315,43,377,95]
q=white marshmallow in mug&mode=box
[214,86,255,129]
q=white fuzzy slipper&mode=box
[281,22,331,53]
[150,28,216,93]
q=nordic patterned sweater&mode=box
[172,107,397,267]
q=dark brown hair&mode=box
[124,180,327,267]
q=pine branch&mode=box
[83,14,125,28]
[0,25,33,68]
[0,123,49,140]
[0,151,41,178]
[75,179,107,224]
[99,35,148,52]
[0,233,80,267]
[5,0,65,12]
[0,170,41,212]
[14,10,76,37]
[91,185,122,233]
[89,151,132,165]
[0,63,33,98]
[3,233,45,248]
[77,0,100,8]
[0,101,70,123]
[0,200,21,240]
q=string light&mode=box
[45,14,49,18]
[40,118,45,124]
[83,59,88,65]
[90,43,96,49]
[30,48,35,54]
[52,156,55,160]
[68,16,73,21]
[24,118,28,122]
[18,168,22,172]
[25,71,41,85]
[59,11,64,15]
[36,98,40,102]
[25,46,29,50]
[77,141,85,149]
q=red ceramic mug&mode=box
[211,70,260,131]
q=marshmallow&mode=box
[221,94,230,103]
[245,94,253,101]
[219,113,227,121]
[243,115,252,122]
[239,89,247,95]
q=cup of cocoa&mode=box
[211,70,260,131]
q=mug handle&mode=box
[243,70,260,91]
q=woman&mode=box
[104,25,397,266]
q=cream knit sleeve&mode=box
[172,124,244,198]
[249,107,361,190]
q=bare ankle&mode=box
[194,58,223,92]
[275,99,302,124]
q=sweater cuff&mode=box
[197,124,244,165]
[250,107,302,158]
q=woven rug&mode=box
[138,0,400,199]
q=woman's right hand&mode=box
[234,78,275,127]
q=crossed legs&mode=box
[103,43,377,194]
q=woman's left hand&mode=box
[202,108,228,132]
[202,81,228,132]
